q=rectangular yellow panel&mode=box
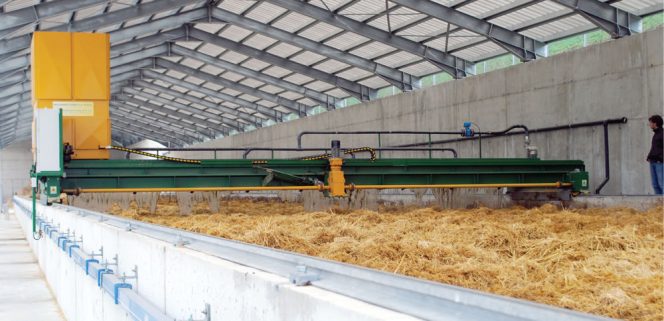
[69,100,110,159]
[72,33,109,100]
[32,32,72,101]
[62,118,74,148]
[32,32,110,160]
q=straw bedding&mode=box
[108,198,663,320]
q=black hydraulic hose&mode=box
[595,121,610,194]
[483,124,530,137]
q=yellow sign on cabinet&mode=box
[53,101,94,117]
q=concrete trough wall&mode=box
[14,199,421,321]
[173,27,663,195]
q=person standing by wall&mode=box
[647,115,663,195]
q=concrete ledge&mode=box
[14,201,421,321]
[570,195,663,211]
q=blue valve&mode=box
[462,122,474,137]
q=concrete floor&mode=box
[0,210,65,321]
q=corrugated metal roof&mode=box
[0,0,658,147]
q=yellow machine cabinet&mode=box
[31,32,110,159]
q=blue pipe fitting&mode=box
[61,239,71,251]
[85,259,99,275]
[98,268,113,287]
[57,236,68,249]
[114,283,132,304]
[68,244,80,257]
[49,229,58,239]
[462,122,474,137]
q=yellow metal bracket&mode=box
[328,158,346,197]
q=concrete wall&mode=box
[14,199,422,321]
[0,140,32,204]
[175,27,664,195]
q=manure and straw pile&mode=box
[105,196,662,321]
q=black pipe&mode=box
[595,121,610,194]
[396,118,627,148]
[242,147,458,159]
[117,148,250,151]
[297,131,462,148]
[393,117,627,194]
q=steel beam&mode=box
[111,59,155,77]
[120,79,253,130]
[0,130,27,147]
[550,0,641,38]
[111,118,191,146]
[157,58,309,116]
[111,108,210,141]
[117,74,258,128]
[111,70,142,86]
[112,109,201,139]
[112,96,228,136]
[0,54,28,73]
[0,88,28,107]
[0,81,28,99]
[390,0,546,61]
[111,45,170,68]
[188,28,375,101]
[211,7,420,91]
[0,123,26,136]
[142,65,283,121]
[111,28,186,58]
[111,101,220,139]
[121,86,244,131]
[111,123,178,147]
[131,79,258,128]
[268,0,473,77]
[171,44,338,109]
[0,68,28,88]
[0,0,107,31]
[0,0,205,56]
[109,7,209,44]
[0,107,29,123]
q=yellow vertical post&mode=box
[31,32,110,159]
[328,158,346,197]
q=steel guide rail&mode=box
[15,196,614,321]
[13,197,182,321]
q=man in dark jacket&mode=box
[647,115,663,195]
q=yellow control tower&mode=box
[31,32,111,159]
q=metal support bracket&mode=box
[121,265,139,285]
[85,259,99,275]
[174,234,190,247]
[68,244,80,257]
[97,268,113,287]
[288,265,319,286]
[114,282,133,304]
